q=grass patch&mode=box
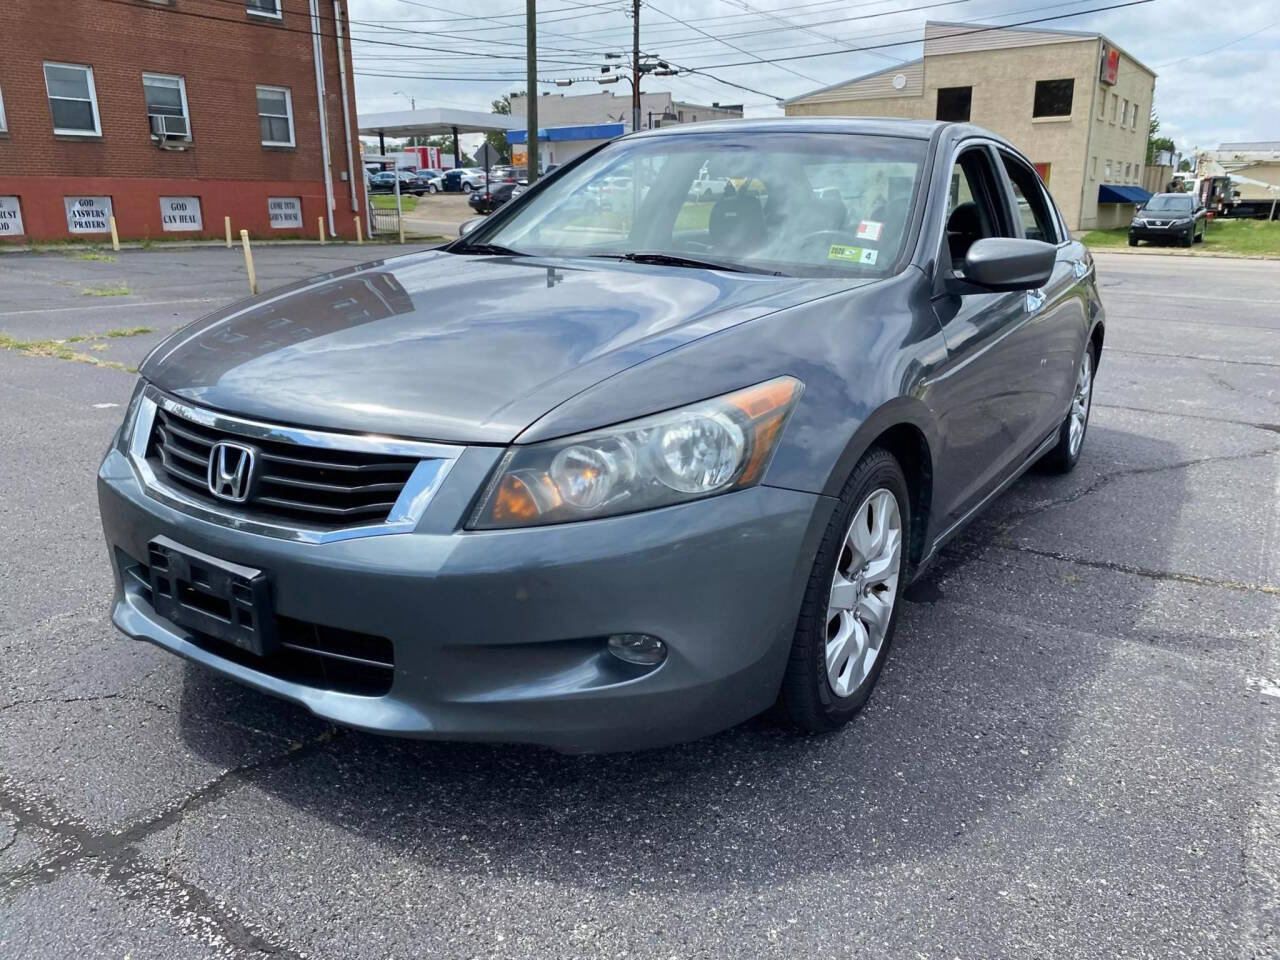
[68,249,117,262]
[0,333,132,372]
[370,194,419,213]
[675,201,714,232]
[1082,218,1280,256]
[105,326,153,338]
[81,283,131,297]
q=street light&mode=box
[393,91,416,110]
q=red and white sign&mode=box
[1100,46,1120,85]
[856,220,883,242]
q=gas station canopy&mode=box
[358,107,522,139]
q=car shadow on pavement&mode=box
[173,422,1185,890]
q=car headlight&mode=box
[469,376,803,529]
[1171,217,1191,225]
[1131,218,1145,227]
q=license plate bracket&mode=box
[147,536,278,657]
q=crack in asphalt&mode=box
[0,728,339,958]
[1107,347,1280,369]
[981,542,1279,596]
[993,446,1280,534]
[1094,402,1280,434]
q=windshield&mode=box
[462,132,928,277]
[1144,195,1194,213]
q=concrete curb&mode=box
[1086,246,1280,261]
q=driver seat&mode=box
[709,194,765,256]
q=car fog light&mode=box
[607,633,667,666]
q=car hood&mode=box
[141,250,858,444]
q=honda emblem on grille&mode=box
[207,441,257,503]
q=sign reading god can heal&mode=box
[267,196,302,229]
[0,197,24,236]
[65,196,113,234]
[159,196,203,232]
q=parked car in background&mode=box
[467,180,520,214]
[369,171,424,196]
[412,169,443,193]
[443,168,487,192]
[1128,192,1206,247]
[98,118,1103,753]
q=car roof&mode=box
[625,116,946,141]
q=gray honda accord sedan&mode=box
[98,118,1103,752]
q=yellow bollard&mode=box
[354,216,363,244]
[240,230,258,295]
[108,216,121,252]
[318,217,326,245]
[225,216,232,248]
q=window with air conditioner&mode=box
[43,62,101,136]
[247,0,282,18]
[257,85,295,147]
[143,73,191,142]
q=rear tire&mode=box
[1041,342,1095,474]
[776,448,910,733]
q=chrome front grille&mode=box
[150,408,417,527]
[128,387,461,542]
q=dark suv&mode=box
[1129,193,1206,247]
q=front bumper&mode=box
[1128,223,1192,242]
[99,447,831,752]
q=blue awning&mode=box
[506,123,626,144]
[1098,184,1153,204]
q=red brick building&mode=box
[0,0,367,242]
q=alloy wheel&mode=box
[1069,350,1093,457]
[825,488,902,698]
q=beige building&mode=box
[784,21,1157,230]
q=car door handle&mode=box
[1026,289,1047,312]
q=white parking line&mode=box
[0,297,221,318]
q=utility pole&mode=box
[631,0,641,133]
[526,0,539,183]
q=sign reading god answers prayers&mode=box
[159,196,203,232]
[64,196,113,234]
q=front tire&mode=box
[777,448,909,733]
[1041,343,1095,474]
[1128,237,1138,247]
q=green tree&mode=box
[1146,109,1175,164]
[482,93,521,164]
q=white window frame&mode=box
[43,62,102,137]
[256,84,295,147]
[246,0,283,19]
[0,83,7,133]
[142,73,192,142]
[1105,159,1112,180]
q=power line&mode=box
[1154,19,1278,68]
[681,0,1158,69]
[643,0,826,85]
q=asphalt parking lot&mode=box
[1,246,1277,958]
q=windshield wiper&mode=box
[589,252,781,275]
[453,242,526,256]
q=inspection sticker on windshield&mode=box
[855,220,884,242]
[828,244,878,265]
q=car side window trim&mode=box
[995,149,1061,246]
[934,140,1015,286]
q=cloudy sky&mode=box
[347,0,1279,153]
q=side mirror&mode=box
[957,238,1056,293]
[458,217,485,237]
